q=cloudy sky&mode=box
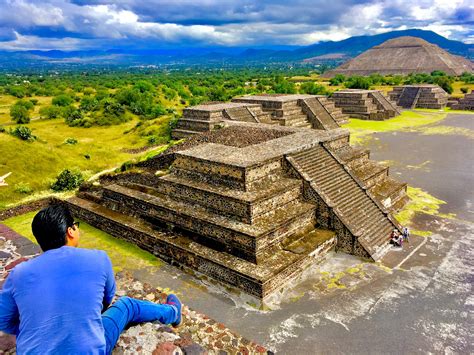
[0,0,472,51]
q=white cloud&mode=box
[0,31,92,51]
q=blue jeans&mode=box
[102,297,178,354]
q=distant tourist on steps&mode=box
[0,204,182,354]
[390,229,403,247]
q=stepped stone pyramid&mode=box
[66,94,409,300]
[323,36,473,77]
[451,90,474,110]
[388,85,448,109]
[330,89,400,120]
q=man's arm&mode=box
[102,253,116,311]
[0,272,20,335]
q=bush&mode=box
[52,94,73,107]
[300,82,328,95]
[10,99,34,123]
[329,74,346,86]
[29,99,38,105]
[433,76,453,94]
[10,126,36,141]
[460,87,469,94]
[14,182,33,195]
[64,137,78,145]
[0,126,5,133]
[10,105,30,123]
[51,169,84,191]
[39,105,62,119]
[345,76,371,90]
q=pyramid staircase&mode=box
[331,90,400,120]
[389,85,448,109]
[299,97,340,130]
[397,86,421,108]
[287,145,400,260]
[67,147,338,299]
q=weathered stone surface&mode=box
[389,85,448,109]
[0,232,270,354]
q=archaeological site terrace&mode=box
[65,94,409,300]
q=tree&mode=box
[10,104,30,123]
[52,94,73,107]
[433,76,453,94]
[345,76,371,90]
[300,82,328,95]
[39,105,62,119]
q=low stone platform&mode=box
[0,224,272,354]
[330,89,400,120]
[451,90,474,110]
[389,85,448,109]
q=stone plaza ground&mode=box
[1,111,472,353]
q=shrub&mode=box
[64,137,78,145]
[10,105,30,123]
[51,169,84,191]
[300,82,328,95]
[10,99,34,123]
[10,126,36,141]
[14,182,33,195]
[0,126,5,133]
[460,87,469,94]
[39,105,62,119]
[29,99,38,105]
[345,76,371,90]
[52,94,73,107]
[329,74,346,86]
[433,76,453,94]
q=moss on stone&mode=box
[395,187,456,228]
[2,211,162,272]
[343,110,447,145]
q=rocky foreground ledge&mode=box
[0,224,272,354]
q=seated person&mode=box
[390,229,403,247]
[0,204,182,354]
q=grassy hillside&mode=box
[0,94,177,209]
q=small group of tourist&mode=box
[390,227,410,247]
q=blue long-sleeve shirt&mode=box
[0,246,116,354]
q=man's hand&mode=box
[0,172,12,187]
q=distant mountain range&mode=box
[0,29,472,70]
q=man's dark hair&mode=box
[32,204,74,251]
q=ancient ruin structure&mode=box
[330,89,400,120]
[323,36,473,77]
[67,94,408,300]
[450,90,474,110]
[172,95,347,139]
[388,85,448,109]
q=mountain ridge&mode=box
[0,29,472,69]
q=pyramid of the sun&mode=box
[323,36,473,77]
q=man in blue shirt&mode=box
[0,204,182,354]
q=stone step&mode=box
[171,129,199,140]
[65,196,336,299]
[288,145,399,260]
[351,161,389,188]
[101,184,316,263]
[175,118,214,131]
[129,174,303,224]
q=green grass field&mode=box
[3,211,162,272]
[0,94,176,209]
